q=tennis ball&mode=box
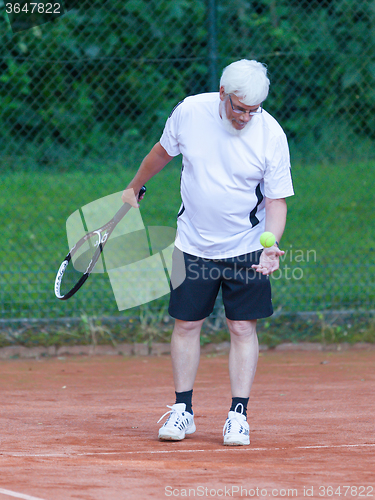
[260,232,276,248]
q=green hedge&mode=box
[1,0,375,169]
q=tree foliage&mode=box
[0,0,374,168]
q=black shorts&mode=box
[168,249,273,322]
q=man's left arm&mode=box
[252,197,287,275]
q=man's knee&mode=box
[174,318,205,336]
[226,319,257,338]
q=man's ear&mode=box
[219,86,226,101]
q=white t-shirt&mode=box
[160,92,294,259]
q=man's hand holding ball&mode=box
[252,232,285,275]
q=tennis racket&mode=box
[55,186,146,300]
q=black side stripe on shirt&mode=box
[177,204,185,218]
[169,99,185,118]
[177,159,186,219]
[249,183,264,227]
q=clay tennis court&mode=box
[0,349,374,500]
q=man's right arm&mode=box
[122,142,174,206]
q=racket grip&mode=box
[114,185,146,224]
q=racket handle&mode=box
[114,185,147,224]
[139,185,147,198]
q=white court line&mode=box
[0,445,372,500]
[1,443,374,458]
[0,488,47,500]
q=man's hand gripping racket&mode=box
[54,186,146,300]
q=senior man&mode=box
[123,59,294,445]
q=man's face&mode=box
[219,86,261,132]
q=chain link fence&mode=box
[1,0,375,332]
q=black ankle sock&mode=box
[175,390,193,414]
[230,397,249,417]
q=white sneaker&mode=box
[223,403,250,446]
[158,403,196,441]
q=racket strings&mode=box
[58,232,106,298]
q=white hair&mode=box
[220,59,270,105]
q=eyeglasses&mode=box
[228,95,262,116]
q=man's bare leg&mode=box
[171,318,205,392]
[227,318,259,398]
[222,319,258,445]
[158,318,204,441]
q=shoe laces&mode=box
[223,403,248,436]
[157,405,189,425]
[157,405,177,424]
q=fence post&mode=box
[207,0,218,91]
